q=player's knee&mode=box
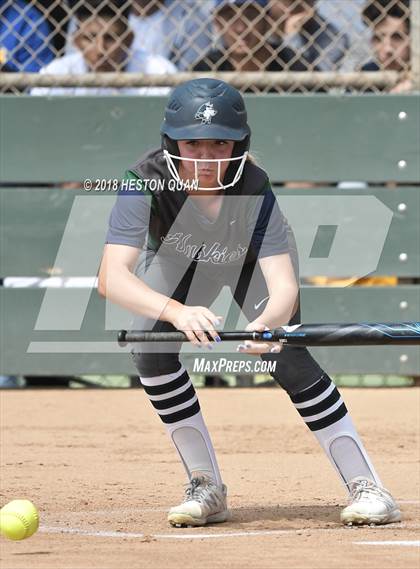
[262,347,324,395]
[130,350,181,378]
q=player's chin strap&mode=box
[163,150,248,191]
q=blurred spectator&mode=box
[65,0,130,56]
[0,0,54,71]
[361,0,411,92]
[317,0,371,71]
[194,0,307,73]
[130,0,213,70]
[268,0,349,70]
[65,0,213,71]
[31,4,176,96]
[34,0,71,54]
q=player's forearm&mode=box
[257,254,298,328]
[257,284,298,329]
[101,267,179,322]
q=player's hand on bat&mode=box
[163,300,222,348]
[236,322,282,355]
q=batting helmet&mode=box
[160,78,251,190]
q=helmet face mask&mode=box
[161,78,251,191]
[162,149,248,191]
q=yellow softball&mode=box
[0,500,39,541]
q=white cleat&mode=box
[168,476,228,527]
[340,477,401,526]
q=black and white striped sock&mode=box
[140,365,222,485]
[290,373,347,431]
[290,374,381,489]
[141,365,200,425]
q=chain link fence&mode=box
[0,0,417,94]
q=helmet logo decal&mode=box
[194,101,217,125]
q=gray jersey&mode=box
[106,149,291,276]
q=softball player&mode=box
[98,78,400,528]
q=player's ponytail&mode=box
[246,153,258,165]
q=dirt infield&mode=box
[1,387,419,569]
